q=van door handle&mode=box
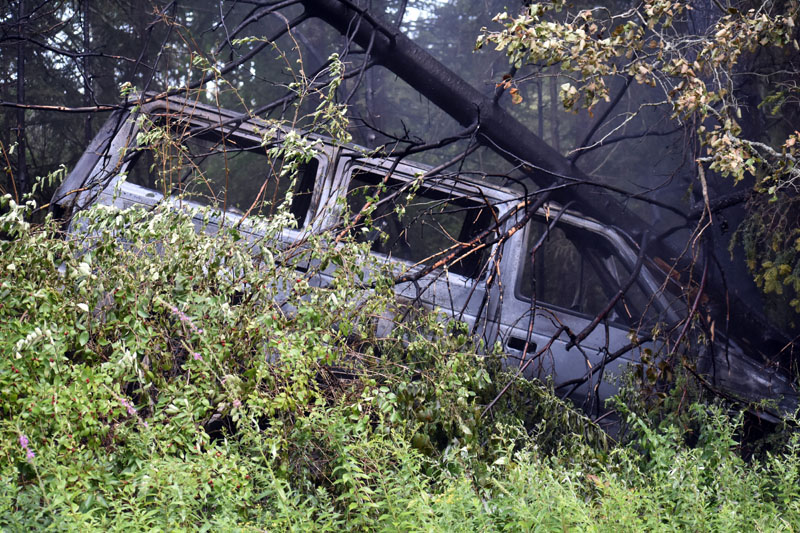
[508,336,537,353]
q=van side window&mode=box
[128,133,317,226]
[346,170,495,278]
[518,219,652,324]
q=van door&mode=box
[499,211,659,414]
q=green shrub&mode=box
[2,192,800,531]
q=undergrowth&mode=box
[2,55,800,529]
[0,192,799,532]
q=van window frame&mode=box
[338,159,504,281]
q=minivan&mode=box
[52,95,798,426]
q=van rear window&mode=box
[346,169,495,278]
[128,132,317,226]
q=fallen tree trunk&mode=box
[301,0,654,240]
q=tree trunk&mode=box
[83,0,93,144]
[549,76,560,154]
[16,0,28,197]
[537,80,543,139]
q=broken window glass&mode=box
[345,169,495,278]
[127,132,318,226]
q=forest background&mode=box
[2,0,800,529]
